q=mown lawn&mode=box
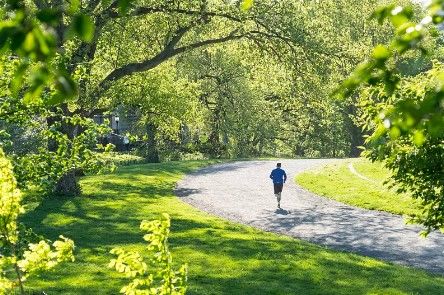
[22,160,444,294]
[296,158,421,216]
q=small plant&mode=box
[0,148,75,294]
[109,213,187,295]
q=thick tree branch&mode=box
[172,29,243,55]
[126,6,244,23]
[97,28,243,96]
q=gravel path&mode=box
[175,159,444,274]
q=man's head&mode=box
[277,163,281,168]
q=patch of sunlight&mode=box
[297,258,318,270]
[367,288,410,295]
[43,214,83,226]
[335,279,353,286]
[357,258,388,269]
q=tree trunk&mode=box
[347,105,364,157]
[146,123,160,163]
[54,170,81,197]
[47,107,82,197]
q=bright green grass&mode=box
[296,158,421,216]
[21,160,444,294]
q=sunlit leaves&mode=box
[357,62,444,234]
[241,0,254,11]
[0,0,98,106]
[17,236,75,274]
[110,214,187,295]
[0,148,74,294]
[0,148,23,244]
[372,45,391,62]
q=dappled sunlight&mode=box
[296,159,421,216]
[20,161,444,294]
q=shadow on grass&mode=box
[20,161,444,295]
[172,229,444,294]
[20,161,217,248]
[171,228,444,295]
[249,204,444,274]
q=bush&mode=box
[109,213,187,295]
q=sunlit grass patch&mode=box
[296,158,421,216]
[21,159,443,294]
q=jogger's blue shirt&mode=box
[270,168,287,184]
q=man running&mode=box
[269,163,287,209]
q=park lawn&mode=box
[296,158,421,216]
[21,160,444,294]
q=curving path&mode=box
[175,160,444,274]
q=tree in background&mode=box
[108,62,201,162]
[339,0,444,233]
[1,0,415,197]
[178,47,279,158]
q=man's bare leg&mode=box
[277,192,281,208]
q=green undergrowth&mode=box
[22,160,443,294]
[296,158,421,216]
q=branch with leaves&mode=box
[338,0,444,233]
[0,148,75,294]
[109,213,187,295]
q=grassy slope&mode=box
[22,160,443,294]
[296,158,421,216]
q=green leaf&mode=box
[10,30,26,51]
[432,14,444,24]
[23,32,36,52]
[241,0,254,11]
[68,0,81,14]
[413,130,426,146]
[46,74,78,105]
[0,27,11,50]
[389,126,401,139]
[36,9,61,26]
[372,45,391,61]
[71,14,95,42]
[118,0,131,14]
[10,63,28,96]
[33,28,53,57]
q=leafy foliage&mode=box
[0,0,97,104]
[109,213,187,295]
[0,147,74,294]
[338,0,443,139]
[357,64,444,234]
[338,0,444,232]
[11,114,114,194]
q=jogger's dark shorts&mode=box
[273,183,283,194]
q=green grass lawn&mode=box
[296,158,421,216]
[21,160,444,294]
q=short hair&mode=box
[277,163,281,167]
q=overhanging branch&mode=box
[97,29,244,96]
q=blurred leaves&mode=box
[0,0,98,106]
[70,14,95,42]
[343,0,444,233]
[241,0,254,11]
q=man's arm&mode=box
[283,171,287,183]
